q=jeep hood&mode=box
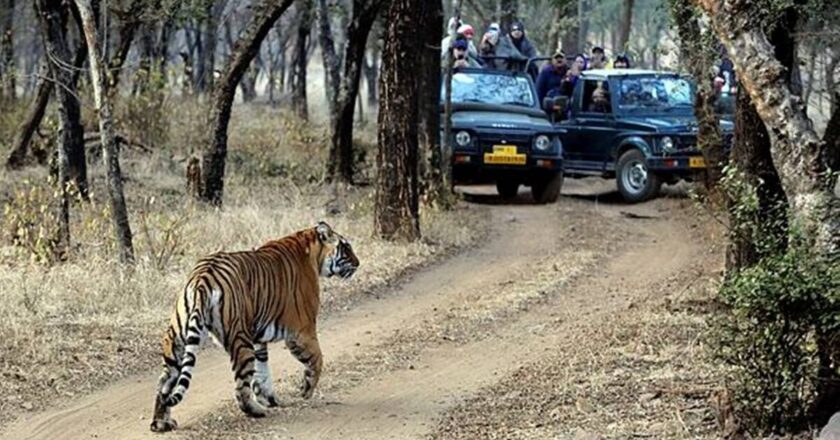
[452,110,553,132]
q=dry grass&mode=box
[0,100,485,427]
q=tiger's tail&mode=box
[164,283,208,408]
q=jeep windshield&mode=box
[616,76,694,114]
[448,71,536,108]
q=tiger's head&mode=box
[315,221,359,279]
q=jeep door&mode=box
[570,78,617,170]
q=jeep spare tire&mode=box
[531,171,563,204]
[617,149,660,203]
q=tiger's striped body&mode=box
[150,222,359,432]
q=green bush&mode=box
[716,245,840,433]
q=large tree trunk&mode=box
[561,0,580,54]
[617,0,634,52]
[291,0,313,120]
[696,0,840,424]
[669,0,723,193]
[417,0,442,203]
[0,0,14,100]
[75,0,135,264]
[36,0,88,200]
[200,0,296,206]
[326,0,383,184]
[375,0,420,241]
[316,0,341,118]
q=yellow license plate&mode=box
[493,145,518,155]
[689,156,706,168]
[484,153,527,165]
[485,145,526,165]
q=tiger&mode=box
[150,221,359,432]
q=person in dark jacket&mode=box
[508,21,537,76]
[614,53,631,69]
[536,51,568,105]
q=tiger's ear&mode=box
[315,221,333,242]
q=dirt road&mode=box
[1,180,714,440]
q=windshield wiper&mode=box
[501,101,531,107]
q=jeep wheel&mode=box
[531,172,564,204]
[496,180,520,199]
[617,150,660,203]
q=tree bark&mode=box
[291,0,313,120]
[316,0,341,118]
[200,0,296,206]
[194,0,226,94]
[5,64,51,169]
[417,0,442,201]
[75,0,135,264]
[696,0,840,423]
[36,0,88,200]
[617,0,634,52]
[106,0,145,94]
[375,0,420,241]
[561,0,580,55]
[0,0,15,100]
[327,0,384,184]
[695,0,839,258]
[669,0,723,193]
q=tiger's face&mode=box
[315,222,360,279]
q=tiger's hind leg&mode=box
[252,343,282,407]
[228,333,268,417]
[286,332,323,399]
[150,328,181,432]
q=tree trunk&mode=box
[726,87,788,271]
[106,0,145,94]
[417,0,444,204]
[200,0,296,206]
[363,49,377,107]
[291,0,313,120]
[36,0,88,200]
[0,0,15,100]
[669,0,723,193]
[499,0,516,32]
[696,0,840,423]
[561,0,579,55]
[5,64,51,169]
[375,0,420,241]
[327,0,383,184]
[440,0,459,206]
[316,0,341,118]
[194,0,226,94]
[75,0,135,264]
[617,0,634,52]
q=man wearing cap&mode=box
[536,51,569,107]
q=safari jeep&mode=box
[443,68,565,203]
[550,69,733,202]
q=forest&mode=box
[0,0,838,438]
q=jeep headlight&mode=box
[534,135,551,151]
[660,136,675,152]
[455,130,471,147]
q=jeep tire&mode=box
[496,179,520,199]
[531,171,564,204]
[616,149,660,203]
